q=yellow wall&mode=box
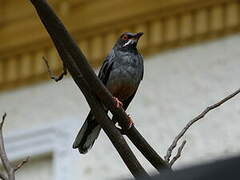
[0,0,240,90]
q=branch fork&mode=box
[0,113,29,180]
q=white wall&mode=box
[1,34,240,179]
[16,156,52,180]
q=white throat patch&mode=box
[123,39,132,47]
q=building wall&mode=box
[1,0,240,91]
[1,34,240,179]
[16,156,52,180]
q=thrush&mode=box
[73,32,144,154]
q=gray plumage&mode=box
[73,32,144,154]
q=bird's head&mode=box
[115,32,144,50]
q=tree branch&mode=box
[126,127,170,170]
[47,40,149,178]
[0,113,29,180]
[29,1,151,178]
[29,0,169,173]
[14,157,30,172]
[169,140,186,167]
[42,56,67,82]
[0,113,14,180]
[29,0,169,175]
[165,88,240,164]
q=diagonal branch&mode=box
[29,0,169,174]
[29,1,149,177]
[165,88,240,164]
[44,38,149,178]
[14,157,30,172]
[169,140,186,167]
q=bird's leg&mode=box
[113,97,123,108]
[112,97,134,134]
[116,114,134,135]
[127,114,134,129]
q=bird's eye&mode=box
[122,34,128,40]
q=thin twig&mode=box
[0,113,29,180]
[169,140,186,167]
[42,56,67,82]
[0,113,14,180]
[0,113,6,129]
[0,114,7,180]
[14,157,30,172]
[165,88,240,163]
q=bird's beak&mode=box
[130,32,144,46]
[134,32,144,40]
[123,32,144,47]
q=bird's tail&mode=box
[72,112,101,154]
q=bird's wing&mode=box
[122,90,137,110]
[98,50,116,85]
[122,53,143,109]
[139,54,144,80]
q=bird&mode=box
[72,32,144,154]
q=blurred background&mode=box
[1,0,240,179]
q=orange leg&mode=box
[117,115,134,135]
[127,114,134,129]
[113,97,123,108]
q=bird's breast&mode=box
[107,77,138,101]
[106,54,142,101]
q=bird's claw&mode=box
[127,114,134,129]
[113,97,123,108]
[117,114,134,135]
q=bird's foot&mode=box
[117,114,134,135]
[113,97,123,108]
[127,114,134,129]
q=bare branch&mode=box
[0,113,6,129]
[169,140,186,167]
[0,113,29,180]
[30,2,149,177]
[165,88,240,163]
[0,113,14,180]
[14,157,30,172]
[29,0,169,176]
[42,56,67,82]
[0,172,7,180]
